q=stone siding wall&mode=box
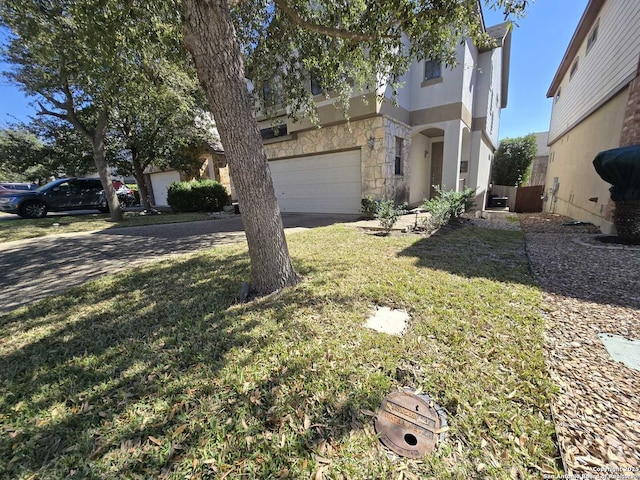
[383,117,412,203]
[263,116,413,203]
[620,57,640,147]
[263,117,387,199]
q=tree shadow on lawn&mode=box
[398,223,640,310]
[397,226,536,286]
[0,251,395,478]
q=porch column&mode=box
[441,121,463,191]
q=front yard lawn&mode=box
[0,211,217,243]
[0,224,560,479]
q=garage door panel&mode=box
[150,171,180,207]
[269,151,361,214]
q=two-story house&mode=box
[259,8,512,214]
[544,0,640,233]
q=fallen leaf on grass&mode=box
[172,424,188,438]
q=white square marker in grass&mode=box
[365,306,409,336]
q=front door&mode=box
[429,141,444,198]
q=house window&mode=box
[394,137,403,175]
[310,75,323,96]
[262,83,282,107]
[260,124,287,140]
[570,58,579,80]
[555,88,561,103]
[424,59,441,81]
[586,21,599,53]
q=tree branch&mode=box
[36,103,68,121]
[273,0,378,42]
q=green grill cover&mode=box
[593,145,640,201]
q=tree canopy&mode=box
[0,122,94,182]
[234,0,527,122]
[492,134,537,187]
[0,0,195,219]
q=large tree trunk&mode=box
[183,0,299,294]
[92,118,122,222]
[131,153,153,211]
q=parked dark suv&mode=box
[0,178,107,218]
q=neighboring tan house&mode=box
[544,0,640,233]
[257,6,512,214]
[145,139,234,207]
[526,131,550,187]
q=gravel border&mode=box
[520,213,640,475]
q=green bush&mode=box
[375,199,408,233]
[361,196,378,220]
[422,186,475,231]
[167,179,230,212]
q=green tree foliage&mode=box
[0,0,189,220]
[1,121,103,183]
[0,127,45,181]
[492,134,537,186]
[107,78,212,210]
[31,119,95,177]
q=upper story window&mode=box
[570,57,579,80]
[310,75,323,96]
[424,59,442,81]
[586,21,599,53]
[262,83,283,107]
[260,124,287,140]
[394,137,403,176]
[555,88,561,103]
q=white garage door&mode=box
[150,171,181,206]
[269,150,362,214]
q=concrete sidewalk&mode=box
[349,211,431,232]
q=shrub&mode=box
[167,179,230,212]
[422,186,475,231]
[375,199,408,233]
[492,134,537,186]
[361,196,378,220]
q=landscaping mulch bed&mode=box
[520,213,640,476]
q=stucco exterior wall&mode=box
[409,133,431,205]
[398,42,467,113]
[469,131,494,209]
[545,88,629,233]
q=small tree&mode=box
[492,134,537,186]
[375,200,407,234]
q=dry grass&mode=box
[0,224,560,479]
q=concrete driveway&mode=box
[0,213,357,314]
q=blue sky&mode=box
[1,0,589,139]
[483,0,589,138]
